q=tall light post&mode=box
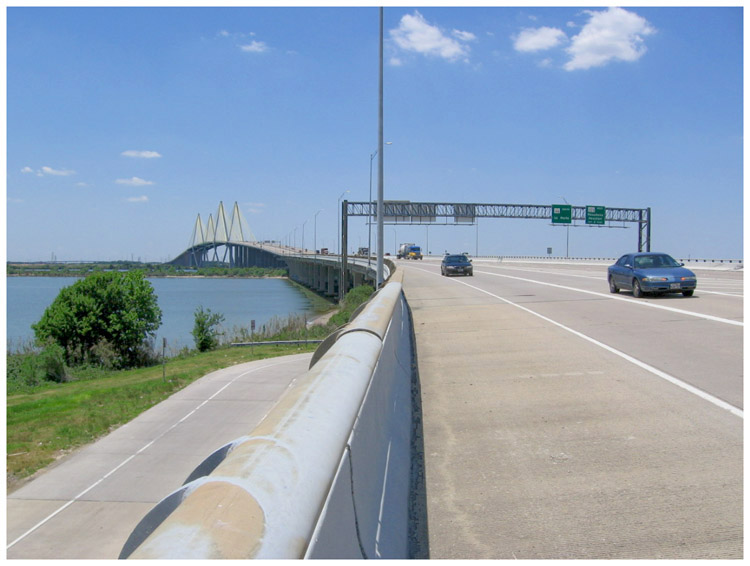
[313,209,322,257]
[560,195,570,258]
[376,6,385,287]
[337,190,350,255]
[302,219,308,253]
[369,142,392,266]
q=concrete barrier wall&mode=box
[120,272,417,559]
[305,287,414,558]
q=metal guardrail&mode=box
[120,271,414,559]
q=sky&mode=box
[5,4,744,262]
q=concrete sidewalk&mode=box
[7,353,312,559]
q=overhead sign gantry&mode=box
[342,200,650,249]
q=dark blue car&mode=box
[441,254,473,276]
[608,252,697,297]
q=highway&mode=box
[399,257,742,558]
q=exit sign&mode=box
[552,204,572,224]
[586,206,606,225]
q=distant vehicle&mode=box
[397,243,415,259]
[407,246,423,260]
[319,248,328,255]
[441,253,473,276]
[357,247,370,256]
[608,252,696,297]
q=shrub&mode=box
[329,285,375,327]
[192,306,225,352]
[37,341,69,383]
[32,271,162,368]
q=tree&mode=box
[33,271,162,367]
[192,306,225,352]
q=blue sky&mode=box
[5,5,744,261]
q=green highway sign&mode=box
[586,205,606,225]
[551,204,572,224]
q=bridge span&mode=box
[168,202,386,299]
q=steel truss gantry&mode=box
[341,201,651,266]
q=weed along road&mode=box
[6,353,313,559]
[400,258,742,559]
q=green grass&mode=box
[6,343,316,491]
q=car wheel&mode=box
[632,279,644,298]
[608,276,619,294]
[682,290,694,297]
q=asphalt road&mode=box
[400,257,742,559]
[6,353,313,559]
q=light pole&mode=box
[560,196,570,258]
[376,6,384,287]
[337,190,350,255]
[302,219,307,253]
[313,209,322,256]
[369,142,392,266]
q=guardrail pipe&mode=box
[120,277,418,559]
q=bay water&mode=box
[6,276,322,354]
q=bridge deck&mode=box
[401,259,742,559]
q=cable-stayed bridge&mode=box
[169,201,386,299]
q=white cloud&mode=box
[21,166,33,174]
[125,196,149,203]
[452,29,477,43]
[240,40,269,53]
[564,7,656,71]
[41,166,76,176]
[390,10,472,62]
[116,177,154,186]
[122,150,162,159]
[245,202,266,214]
[513,26,567,52]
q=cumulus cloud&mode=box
[513,26,567,52]
[41,166,76,176]
[122,150,162,158]
[565,7,656,71]
[390,10,473,63]
[240,40,269,53]
[21,166,33,174]
[125,196,149,203]
[116,177,154,186]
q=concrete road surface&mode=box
[401,259,742,559]
[7,353,312,559]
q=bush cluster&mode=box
[32,271,162,368]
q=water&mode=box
[6,276,320,353]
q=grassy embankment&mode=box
[7,282,374,492]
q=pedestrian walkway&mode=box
[7,353,312,559]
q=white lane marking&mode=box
[481,263,744,297]
[473,269,743,327]
[411,267,743,419]
[7,356,304,550]
[697,289,744,297]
